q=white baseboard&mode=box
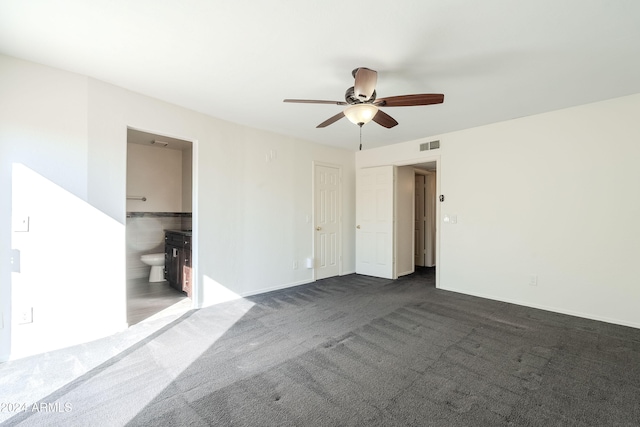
[440,286,640,330]
[241,278,315,298]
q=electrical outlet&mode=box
[18,307,33,324]
[529,275,538,287]
[293,260,298,270]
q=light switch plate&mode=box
[13,215,30,232]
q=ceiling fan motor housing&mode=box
[345,86,376,105]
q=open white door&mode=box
[356,165,395,279]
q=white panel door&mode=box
[314,164,340,279]
[356,165,395,279]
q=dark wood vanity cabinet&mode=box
[164,231,192,297]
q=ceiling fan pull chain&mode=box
[359,124,363,151]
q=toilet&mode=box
[140,253,165,282]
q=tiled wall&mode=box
[126,212,192,281]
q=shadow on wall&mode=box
[10,163,125,359]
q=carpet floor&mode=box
[1,268,639,426]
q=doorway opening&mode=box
[413,164,437,269]
[125,128,195,325]
[394,161,437,280]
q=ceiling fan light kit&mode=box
[344,104,379,126]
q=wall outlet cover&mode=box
[18,307,33,325]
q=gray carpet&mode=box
[2,268,640,426]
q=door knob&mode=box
[356,225,361,229]
[316,226,322,231]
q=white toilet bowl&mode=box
[140,253,165,282]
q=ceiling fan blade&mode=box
[316,112,345,128]
[372,110,398,128]
[284,99,347,105]
[375,94,444,107]
[353,67,377,102]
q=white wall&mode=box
[357,93,640,329]
[0,54,355,360]
[126,143,183,212]
[0,56,125,360]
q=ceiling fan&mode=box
[284,67,444,130]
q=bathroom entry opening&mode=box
[125,127,196,326]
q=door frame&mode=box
[125,126,199,312]
[312,161,342,281]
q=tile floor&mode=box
[127,278,189,325]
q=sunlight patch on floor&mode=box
[140,298,193,324]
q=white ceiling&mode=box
[2,1,640,151]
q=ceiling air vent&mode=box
[420,140,440,151]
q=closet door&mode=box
[356,166,395,279]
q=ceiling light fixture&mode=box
[343,104,378,126]
[151,140,169,147]
[343,104,379,151]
